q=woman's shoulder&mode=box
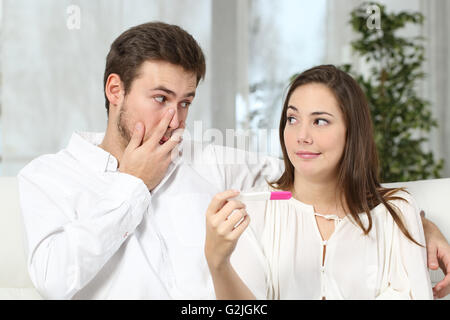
[381,189,417,211]
[373,188,421,225]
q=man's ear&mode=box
[105,73,124,111]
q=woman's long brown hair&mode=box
[270,65,422,246]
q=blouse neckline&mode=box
[288,196,348,221]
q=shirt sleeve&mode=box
[18,165,150,300]
[375,192,433,300]
[230,219,271,300]
[210,144,284,191]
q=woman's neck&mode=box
[292,174,347,217]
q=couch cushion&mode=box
[0,288,42,300]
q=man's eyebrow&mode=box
[151,86,196,98]
[287,106,334,117]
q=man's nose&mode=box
[168,108,180,129]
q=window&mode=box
[238,0,327,157]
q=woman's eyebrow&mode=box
[311,111,334,117]
[287,105,298,112]
[287,106,334,118]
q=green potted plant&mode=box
[341,1,444,182]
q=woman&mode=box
[204,65,433,299]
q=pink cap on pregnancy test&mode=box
[233,191,292,202]
[270,191,292,200]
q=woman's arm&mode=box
[376,193,433,299]
[208,262,256,300]
[204,190,256,300]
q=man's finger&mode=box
[148,108,176,146]
[434,273,450,299]
[159,128,184,155]
[206,190,240,218]
[125,122,145,152]
[427,243,439,270]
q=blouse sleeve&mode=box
[230,186,272,300]
[375,192,433,300]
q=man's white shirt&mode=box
[18,132,283,299]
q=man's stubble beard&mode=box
[117,100,133,150]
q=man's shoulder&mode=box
[182,139,282,165]
[179,139,219,166]
[18,149,75,180]
[242,184,272,193]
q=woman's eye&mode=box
[287,116,297,124]
[287,117,295,124]
[154,96,166,104]
[315,118,329,126]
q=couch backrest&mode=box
[383,178,450,240]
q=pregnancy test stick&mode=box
[229,191,291,228]
[233,191,292,202]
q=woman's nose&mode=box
[297,125,313,144]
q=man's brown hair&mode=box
[103,22,206,114]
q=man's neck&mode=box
[98,121,126,166]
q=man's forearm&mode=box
[421,215,448,243]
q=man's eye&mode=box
[154,96,166,103]
[180,101,191,108]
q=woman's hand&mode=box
[205,190,251,272]
[204,190,256,300]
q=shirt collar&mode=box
[66,132,119,173]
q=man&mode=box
[18,22,450,299]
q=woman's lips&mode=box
[295,151,321,159]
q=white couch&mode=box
[1,177,449,300]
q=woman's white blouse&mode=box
[231,185,433,300]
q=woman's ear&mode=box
[105,73,124,112]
